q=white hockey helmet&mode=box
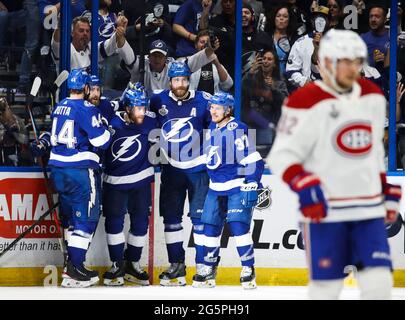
[318,29,368,91]
[319,29,368,66]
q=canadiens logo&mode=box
[111,134,142,162]
[255,187,272,210]
[333,121,372,157]
[159,105,168,116]
[162,117,194,143]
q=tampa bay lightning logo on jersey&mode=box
[99,20,116,39]
[111,134,142,162]
[206,146,221,169]
[162,117,194,143]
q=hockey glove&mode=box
[30,132,51,157]
[240,181,258,208]
[289,171,327,223]
[381,174,402,223]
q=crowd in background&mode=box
[0,0,405,168]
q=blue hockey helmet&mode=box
[209,91,234,113]
[168,61,191,78]
[67,68,90,90]
[124,88,149,108]
[87,75,102,88]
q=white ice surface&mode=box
[1,285,405,300]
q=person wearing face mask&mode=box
[285,5,330,89]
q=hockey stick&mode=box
[139,5,146,85]
[50,70,69,109]
[26,77,66,261]
[0,201,60,259]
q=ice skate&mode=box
[159,262,186,286]
[62,261,99,286]
[61,261,92,288]
[192,264,216,288]
[240,266,257,290]
[103,261,125,286]
[124,261,150,286]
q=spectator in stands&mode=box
[0,0,40,93]
[209,0,236,84]
[122,0,175,56]
[82,0,120,89]
[327,0,345,30]
[242,49,288,151]
[396,82,405,169]
[285,5,329,89]
[361,3,389,75]
[0,98,29,166]
[189,30,233,94]
[51,15,134,74]
[172,0,213,58]
[242,3,273,77]
[265,4,298,78]
[39,0,86,22]
[286,0,312,37]
[125,38,219,95]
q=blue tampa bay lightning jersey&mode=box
[205,117,264,195]
[98,96,119,123]
[149,90,211,173]
[103,111,158,190]
[49,98,111,169]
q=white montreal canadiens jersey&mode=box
[150,90,211,173]
[102,112,157,190]
[49,98,111,169]
[267,79,387,222]
[206,118,264,195]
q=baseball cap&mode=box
[150,40,168,56]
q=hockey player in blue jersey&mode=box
[101,86,157,286]
[149,61,212,286]
[49,69,112,288]
[192,91,264,289]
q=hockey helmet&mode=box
[168,61,191,78]
[319,29,367,67]
[87,75,102,88]
[124,88,149,108]
[67,68,90,90]
[209,91,234,113]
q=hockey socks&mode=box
[164,222,185,263]
[229,222,255,267]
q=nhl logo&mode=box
[255,187,272,210]
[159,105,168,116]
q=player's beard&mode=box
[172,86,189,99]
[89,96,100,106]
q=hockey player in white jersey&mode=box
[267,29,402,300]
[192,92,264,289]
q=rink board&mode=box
[1,171,405,286]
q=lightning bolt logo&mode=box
[206,146,221,170]
[162,117,193,143]
[112,134,141,162]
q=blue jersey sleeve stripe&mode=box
[240,151,262,166]
[89,130,111,147]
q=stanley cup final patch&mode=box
[255,187,272,210]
